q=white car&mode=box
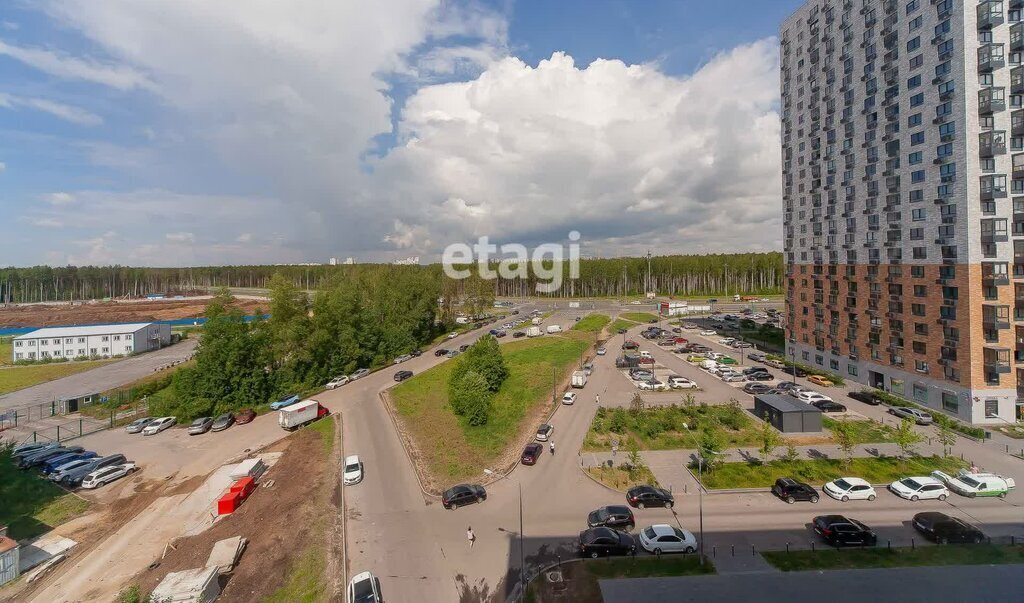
[795,391,832,404]
[706,352,725,361]
[348,571,382,603]
[446,332,459,340]
[562,392,577,405]
[81,463,137,489]
[343,455,363,485]
[720,372,746,383]
[668,376,698,389]
[142,416,176,436]
[638,524,698,555]
[717,337,736,345]
[637,380,669,391]
[326,376,350,389]
[596,347,607,356]
[699,329,717,336]
[393,354,412,364]
[889,476,949,501]
[823,477,877,502]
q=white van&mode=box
[546,325,562,334]
[701,359,720,372]
[639,350,652,359]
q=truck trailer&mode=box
[279,399,329,431]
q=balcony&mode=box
[1013,109,1024,136]
[978,44,1006,72]
[984,347,1012,374]
[1014,66,1024,95]
[981,131,1008,157]
[979,1,1005,29]
[979,87,1006,115]
[983,262,1011,285]
[983,305,1012,330]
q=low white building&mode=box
[11,322,171,362]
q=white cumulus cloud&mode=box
[165,231,195,243]
[45,192,75,205]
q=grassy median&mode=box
[699,455,967,490]
[763,544,1024,572]
[0,445,90,540]
[619,312,659,323]
[527,555,714,602]
[584,403,765,451]
[822,416,899,444]
[572,314,610,333]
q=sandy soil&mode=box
[0,297,267,328]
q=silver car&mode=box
[124,417,155,434]
[889,406,933,425]
[187,417,214,435]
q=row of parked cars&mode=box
[124,408,258,438]
[773,470,1015,505]
[11,441,136,489]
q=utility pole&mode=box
[646,250,652,297]
[698,456,705,566]
[519,484,526,598]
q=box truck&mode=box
[532,317,542,325]
[571,370,588,388]
[546,325,562,334]
[279,399,329,430]
[526,326,543,338]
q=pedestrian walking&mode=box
[549,440,555,455]
[596,393,600,405]
[467,526,476,548]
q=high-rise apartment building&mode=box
[781,0,1023,424]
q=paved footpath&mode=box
[599,563,1024,603]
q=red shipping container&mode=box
[230,477,255,498]
[217,491,241,515]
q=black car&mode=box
[434,349,449,357]
[411,349,422,357]
[913,512,985,544]
[513,331,525,338]
[489,329,500,335]
[848,391,881,406]
[495,331,507,338]
[393,370,413,382]
[211,413,235,432]
[781,365,807,378]
[772,478,819,504]
[578,527,637,558]
[743,383,772,395]
[672,327,682,334]
[647,318,658,324]
[617,328,628,334]
[747,371,774,381]
[459,344,470,352]
[813,515,877,547]
[441,484,487,509]
[813,400,847,413]
[587,505,635,531]
[626,485,674,509]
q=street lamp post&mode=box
[697,455,705,565]
[519,484,525,599]
[790,346,796,385]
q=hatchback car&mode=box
[912,512,985,544]
[434,348,449,357]
[587,505,635,531]
[889,476,948,501]
[813,400,847,413]
[823,477,877,502]
[889,406,933,425]
[578,527,637,558]
[535,424,554,442]
[668,376,697,389]
[325,375,350,389]
[596,346,607,355]
[187,417,214,435]
[124,417,155,434]
[211,413,235,432]
[562,392,577,405]
[445,350,459,358]
[142,416,176,436]
[393,370,413,382]
[806,375,833,387]
[773,477,820,503]
[393,354,412,364]
[743,382,772,395]
[81,462,137,489]
[347,571,382,603]
[521,443,543,465]
[235,408,257,424]
[813,515,877,547]
[638,524,697,554]
[343,455,363,485]
[441,484,487,509]
[848,391,882,405]
[626,485,674,509]
[795,391,833,405]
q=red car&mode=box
[622,340,639,350]
[674,337,688,345]
[521,443,543,465]
[638,357,655,365]
[235,408,257,424]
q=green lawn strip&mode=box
[0,447,91,540]
[822,416,898,444]
[572,314,610,333]
[619,312,659,323]
[700,455,967,490]
[391,336,584,484]
[608,318,638,333]
[585,464,660,491]
[0,339,12,366]
[0,359,118,395]
[763,544,1024,572]
[994,425,1024,440]
[583,404,763,452]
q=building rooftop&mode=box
[754,394,822,414]
[14,323,154,340]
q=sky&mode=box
[0,0,802,267]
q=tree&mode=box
[894,418,925,459]
[625,440,644,479]
[782,442,800,463]
[698,424,724,470]
[629,392,646,416]
[757,413,782,464]
[830,418,859,467]
[451,335,508,392]
[936,421,957,456]
[448,370,492,425]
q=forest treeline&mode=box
[0,252,782,304]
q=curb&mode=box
[336,413,349,596]
[378,389,440,499]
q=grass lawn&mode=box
[583,403,765,451]
[0,339,11,366]
[994,424,1024,439]
[527,554,714,602]
[822,416,898,444]
[0,447,91,540]
[572,314,610,333]
[0,359,118,395]
[608,318,637,333]
[619,312,659,323]
[763,544,1024,572]
[391,336,585,486]
[700,455,967,490]
[586,464,659,491]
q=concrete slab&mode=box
[17,534,76,573]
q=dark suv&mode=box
[587,505,635,531]
[626,485,674,509]
[772,478,819,504]
[848,391,881,406]
[393,370,413,382]
[813,515,877,547]
[913,512,985,544]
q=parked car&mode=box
[629,368,655,381]
[447,332,459,339]
[587,505,635,531]
[720,372,746,383]
[347,571,382,603]
[211,413,235,432]
[596,346,607,355]
[781,365,807,378]
[393,370,414,382]
[813,515,877,547]
[637,379,669,391]
[124,417,155,434]
[717,337,736,345]
[795,391,832,405]
[889,476,949,501]
[889,406,933,425]
[562,392,577,405]
[349,368,371,380]
[812,400,847,413]
[521,443,543,465]
[848,391,882,406]
[325,375,350,389]
[622,340,639,350]
[187,417,214,435]
[638,524,698,554]
[459,344,470,352]
[699,329,717,336]
[668,376,697,389]
[142,416,177,436]
[806,375,833,387]
[42,452,97,474]
[235,408,257,424]
[747,371,774,381]
[411,349,422,357]
[535,424,554,442]
[690,344,711,353]
[48,458,100,482]
[775,382,803,393]
[743,382,772,395]
[626,485,674,509]
[58,454,127,486]
[12,442,56,458]
[343,455,363,485]
[270,394,301,410]
[763,358,786,369]
[733,342,752,349]
[445,350,459,358]
[747,351,767,362]
[717,356,737,365]
[931,469,1016,498]
[393,354,412,364]
[434,348,449,357]
[513,331,526,338]
[912,512,985,544]
[578,527,637,558]
[686,354,707,364]
[772,477,819,503]
[823,477,877,502]
[81,462,137,489]
[441,484,486,509]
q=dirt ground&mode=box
[0,297,267,328]
[131,421,337,601]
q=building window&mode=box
[890,379,904,396]
[911,131,925,145]
[802,351,810,361]
[941,392,958,412]
[912,384,928,402]
[909,92,924,107]
[909,151,922,164]
[113,335,120,341]
[911,170,925,183]
[101,336,109,342]
[14,341,21,348]
[908,113,922,127]
[985,399,999,418]
[830,359,839,370]
[847,364,858,376]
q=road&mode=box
[0,339,197,413]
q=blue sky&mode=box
[0,0,799,267]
